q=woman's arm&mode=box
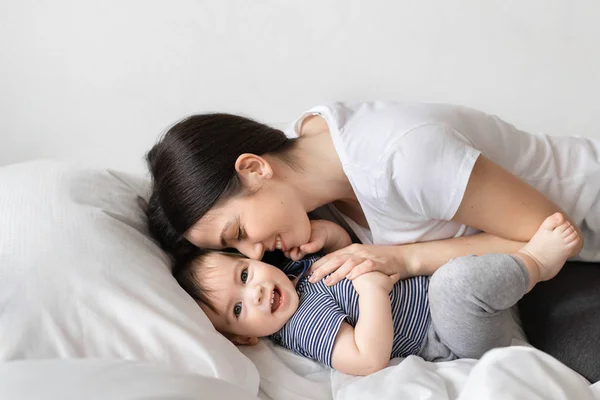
[310,156,584,284]
[453,155,583,247]
[309,234,523,284]
[394,232,525,276]
[400,155,584,275]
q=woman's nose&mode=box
[239,241,264,260]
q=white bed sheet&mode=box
[242,342,600,400]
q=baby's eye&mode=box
[233,302,242,317]
[240,268,248,283]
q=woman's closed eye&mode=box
[236,225,245,241]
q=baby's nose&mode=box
[253,285,263,305]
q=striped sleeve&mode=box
[278,254,321,280]
[280,292,348,367]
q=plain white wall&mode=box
[1,0,599,174]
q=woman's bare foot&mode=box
[515,213,581,291]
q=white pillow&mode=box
[0,358,258,400]
[0,160,258,393]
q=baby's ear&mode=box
[229,335,260,346]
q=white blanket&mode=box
[242,342,600,400]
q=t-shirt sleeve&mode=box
[387,124,481,220]
[280,292,347,367]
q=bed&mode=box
[1,160,599,399]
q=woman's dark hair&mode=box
[146,113,297,254]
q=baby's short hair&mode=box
[172,246,243,313]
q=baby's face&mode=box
[198,253,299,340]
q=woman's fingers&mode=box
[346,259,376,280]
[308,255,329,273]
[323,258,358,286]
[289,247,304,261]
[300,241,320,254]
[308,244,400,284]
[309,254,349,283]
[308,257,338,282]
[309,246,359,272]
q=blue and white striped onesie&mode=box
[269,255,430,367]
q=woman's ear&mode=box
[235,154,273,191]
[229,335,260,346]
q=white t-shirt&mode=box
[287,102,600,261]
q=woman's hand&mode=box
[285,220,330,261]
[285,220,352,261]
[308,243,415,286]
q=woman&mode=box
[146,101,600,381]
[146,102,599,282]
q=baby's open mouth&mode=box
[270,287,282,312]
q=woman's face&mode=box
[184,182,312,260]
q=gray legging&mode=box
[418,254,529,361]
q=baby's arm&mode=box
[287,220,352,260]
[330,272,395,376]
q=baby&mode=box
[174,213,580,376]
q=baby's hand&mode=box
[351,271,400,294]
[286,220,349,261]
